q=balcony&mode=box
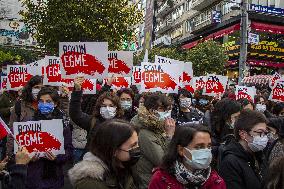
[191,0,221,11]
[156,1,172,18]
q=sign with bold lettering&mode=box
[108,51,133,76]
[59,42,108,79]
[270,72,282,89]
[43,56,62,86]
[13,119,65,156]
[132,66,141,85]
[269,79,284,102]
[82,79,96,94]
[192,76,206,91]
[203,75,228,96]
[235,86,256,102]
[7,65,34,90]
[140,62,182,93]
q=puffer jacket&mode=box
[132,106,170,189]
[149,168,226,189]
[72,124,87,149]
[68,152,137,189]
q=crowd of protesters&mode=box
[0,73,283,189]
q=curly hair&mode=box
[21,75,42,103]
[117,88,135,100]
[93,92,124,118]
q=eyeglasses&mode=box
[250,130,269,137]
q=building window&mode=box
[185,0,192,11]
[185,19,194,33]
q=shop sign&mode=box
[248,33,259,45]
[250,4,284,15]
[212,11,222,24]
[251,41,284,53]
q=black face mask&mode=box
[121,147,141,168]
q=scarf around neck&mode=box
[174,161,211,187]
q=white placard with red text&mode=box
[203,75,228,96]
[13,119,65,157]
[270,72,283,89]
[235,85,256,102]
[59,42,108,79]
[82,79,97,94]
[43,56,62,86]
[104,77,132,90]
[108,51,133,77]
[7,65,34,90]
[132,66,141,85]
[0,76,8,93]
[269,79,284,102]
[140,62,182,94]
[192,76,206,92]
[27,59,45,76]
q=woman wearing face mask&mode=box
[131,93,176,189]
[69,77,124,150]
[25,87,73,189]
[69,119,140,189]
[176,89,204,126]
[7,75,43,156]
[219,110,269,189]
[117,88,137,121]
[255,95,267,113]
[149,125,226,189]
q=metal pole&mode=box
[238,0,248,85]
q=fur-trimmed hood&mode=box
[137,106,165,134]
[68,152,109,185]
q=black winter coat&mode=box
[219,140,267,189]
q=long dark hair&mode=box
[21,75,42,103]
[90,119,137,173]
[161,124,211,174]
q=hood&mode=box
[68,152,109,185]
[137,106,165,134]
[222,140,254,163]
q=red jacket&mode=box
[148,168,226,189]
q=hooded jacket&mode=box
[132,106,170,189]
[68,152,136,189]
[219,140,265,189]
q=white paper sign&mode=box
[13,119,65,157]
[7,65,35,90]
[108,51,133,76]
[132,66,141,85]
[59,42,108,79]
[235,85,256,102]
[203,75,228,96]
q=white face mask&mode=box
[184,148,212,170]
[256,104,266,112]
[247,135,268,152]
[180,98,192,108]
[100,106,117,119]
[156,110,171,121]
[32,88,41,100]
[120,101,132,110]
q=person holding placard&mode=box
[69,119,140,189]
[7,75,43,157]
[25,87,73,189]
[69,76,124,151]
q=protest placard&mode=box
[132,66,141,85]
[269,79,284,102]
[0,76,7,93]
[7,65,34,90]
[59,42,108,79]
[140,62,182,93]
[270,72,282,89]
[13,119,65,156]
[82,79,96,94]
[203,75,228,96]
[27,59,45,76]
[103,77,131,90]
[108,51,133,76]
[43,56,62,86]
[192,76,206,91]
[235,85,256,102]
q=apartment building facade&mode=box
[152,0,284,73]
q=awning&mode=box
[242,75,272,85]
[226,59,284,68]
[251,21,284,34]
[182,23,240,49]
